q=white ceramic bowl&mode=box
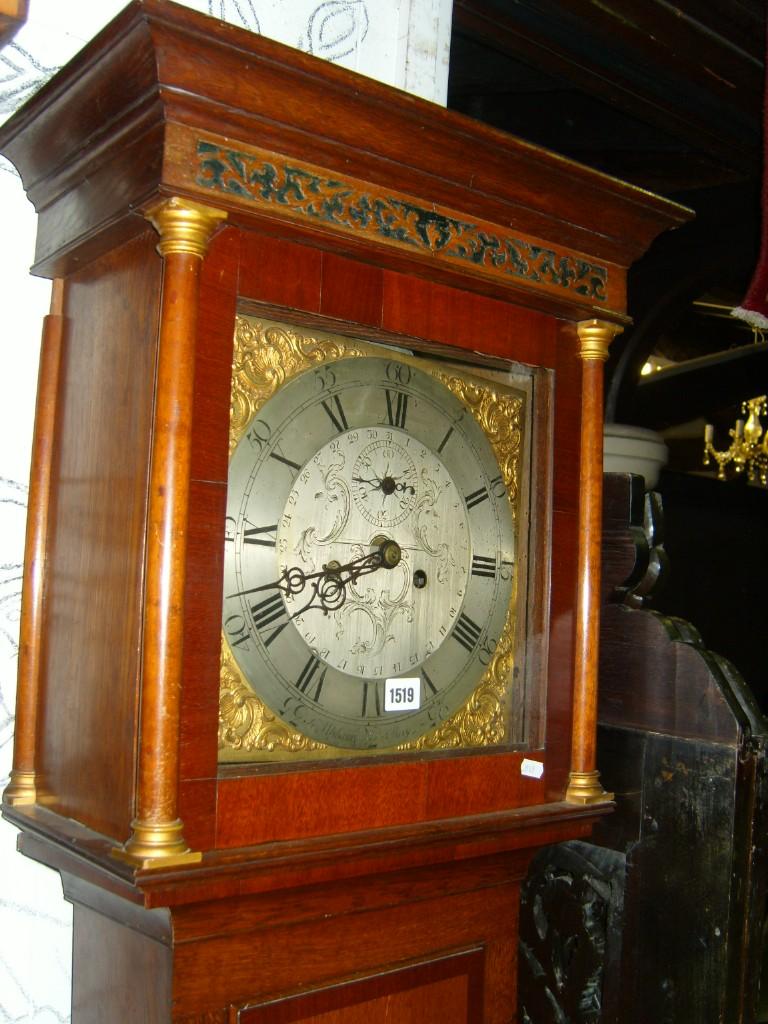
[603,422,668,489]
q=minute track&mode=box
[223,341,519,752]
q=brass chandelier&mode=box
[703,395,768,486]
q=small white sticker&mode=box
[384,677,421,711]
[521,758,544,779]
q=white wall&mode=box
[0,1,452,1020]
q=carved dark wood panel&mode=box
[518,841,625,1023]
[595,474,768,1023]
[520,474,768,1023]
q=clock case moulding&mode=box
[0,1,691,1019]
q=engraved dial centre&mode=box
[275,427,471,679]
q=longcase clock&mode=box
[0,2,689,1020]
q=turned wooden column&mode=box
[3,280,63,807]
[118,198,226,865]
[565,318,622,805]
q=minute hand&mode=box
[227,540,401,616]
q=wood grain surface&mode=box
[7,280,64,802]
[0,5,692,1018]
[36,232,161,839]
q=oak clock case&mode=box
[219,317,538,764]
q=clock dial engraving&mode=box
[222,336,522,754]
[278,427,470,677]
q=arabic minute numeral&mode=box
[314,366,337,390]
[490,474,506,499]
[385,361,412,385]
[224,613,252,650]
[479,637,497,667]
[246,418,272,452]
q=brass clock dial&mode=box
[220,319,527,757]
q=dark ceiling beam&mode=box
[566,152,748,194]
[632,342,768,429]
[452,0,764,179]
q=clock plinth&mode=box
[1,1,690,1018]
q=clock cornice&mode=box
[0,0,689,318]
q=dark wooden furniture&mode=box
[451,0,765,196]
[653,470,768,712]
[0,3,686,1020]
[518,473,768,1022]
[519,839,625,1023]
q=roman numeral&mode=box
[453,612,483,654]
[321,396,349,433]
[422,668,438,696]
[243,522,278,547]
[361,680,383,717]
[269,451,301,471]
[437,425,453,454]
[385,389,408,428]
[296,654,327,703]
[250,593,289,647]
[471,554,497,579]
[465,486,490,510]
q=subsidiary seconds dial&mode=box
[351,436,418,527]
[222,353,517,751]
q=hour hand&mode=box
[227,540,402,613]
[293,540,402,617]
